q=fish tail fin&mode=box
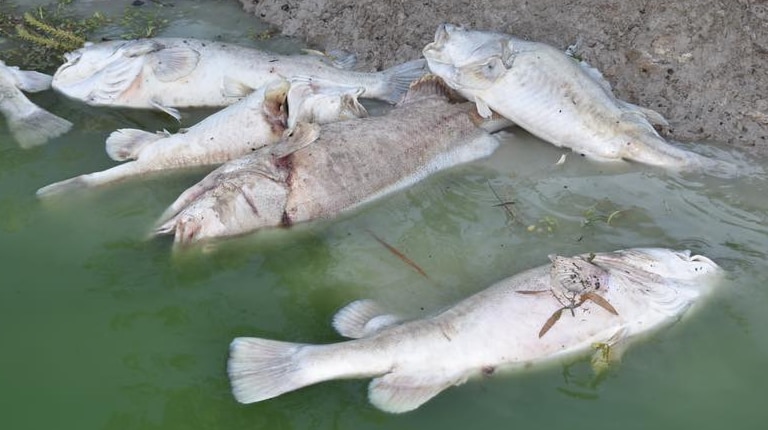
[36,163,139,198]
[10,107,72,149]
[228,337,317,404]
[377,59,428,104]
[9,67,52,92]
[106,128,167,161]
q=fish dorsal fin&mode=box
[221,76,257,98]
[148,46,200,82]
[105,128,168,161]
[301,48,357,70]
[332,299,404,339]
[9,67,52,93]
[618,100,669,127]
[269,122,320,159]
[398,74,463,106]
[369,371,465,413]
[578,60,614,94]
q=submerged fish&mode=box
[153,76,512,245]
[52,38,426,119]
[422,24,724,171]
[0,60,72,148]
[36,80,288,197]
[228,248,722,413]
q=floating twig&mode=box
[367,230,430,279]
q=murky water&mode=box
[2,1,768,429]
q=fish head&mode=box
[423,24,513,92]
[591,248,723,316]
[286,78,368,129]
[52,39,160,103]
[165,168,290,246]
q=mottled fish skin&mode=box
[154,76,513,245]
[52,38,427,114]
[0,61,72,148]
[423,24,724,171]
[227,248,722,413]
[35,80,290,197]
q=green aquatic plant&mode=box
[0,1,107,72]
[120,4,169,39]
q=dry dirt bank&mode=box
[241,0,768,153]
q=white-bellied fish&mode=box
[423,24,728,172]
[52,38,426,119]
[153,76,513,245]
[0,60,72,148]
[228,248,722,413]
[36,79,289,197]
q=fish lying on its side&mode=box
[36,80,288,197]
[153,76,513,245]
[0,61,72,148]
[228,248,722,413]
[35,79,369,197]
[51,38,426,119]
[423,24,726,172]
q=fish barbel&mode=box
[423,24,728,172]
[228,248,722,413]
[0,60,72,148]
[51,38,426,118]
[153,76,512,245]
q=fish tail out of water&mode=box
[8,104,72,149]
[376,59,428,104]
[228,337,340,404]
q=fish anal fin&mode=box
[368,371,463,413]
[105,128,167,161]
[150,99,181,121]
[148,46,200,82]
[332,299,404,338]
[270,122,320,159]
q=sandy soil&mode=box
[240,0,768,154]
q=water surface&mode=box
[1,1,767,429]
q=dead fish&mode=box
[228,248,723,413]
[51,38,427,119]
[153,76,513,245]
[0,60,72,148]
[422,24,726,171]
[36,79,289,197]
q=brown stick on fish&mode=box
[367,229,429,279]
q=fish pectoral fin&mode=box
[148,47,200,82]
[10,67,52,92]
[369,371,463,413]
[474,96,493,118]
[270,122,321,158]
[221,76,257,98]
[105,128,167,161]
[149,99,181,121]
[590,327,628,375]
[332,299,405,338]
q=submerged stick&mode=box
[367,229,430,279]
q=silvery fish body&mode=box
[153,77,512,245]
[228,248,723,413]
[422,24,723,171]
[36,80,289,197]
[51,38,426,118]
[0,60,72,148]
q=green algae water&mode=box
[2,1,768,429]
